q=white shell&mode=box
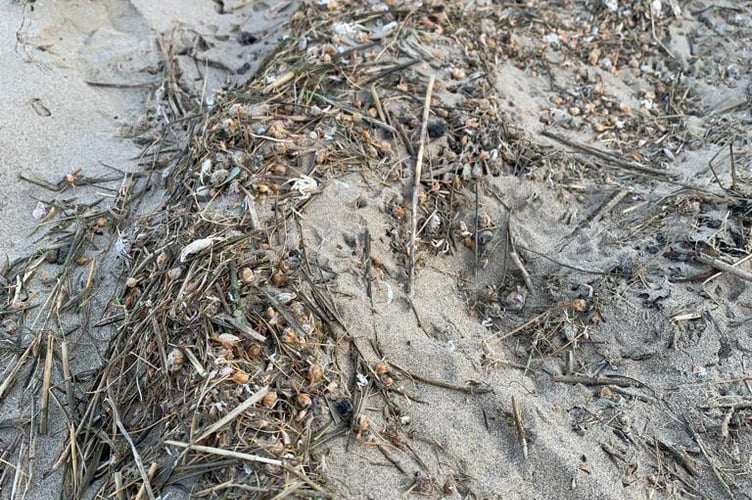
[179,237,222,262]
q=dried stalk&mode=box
[511,396,528,460]
[408,74,436,295]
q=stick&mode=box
[390,361,492,394]
[408,74,436,295]
[134,462,159,500]
[106,397,155,500]
[511,396,528,460]
[40,332,54,434]
[165,440,283,466]
[683,416,736,499]
[696,252,752,282]
[541,130,676,178]
[474,181,480,276]
[195,386,269,443]
[730,141,737,191]
[508,230,534,294]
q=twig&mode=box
[134,462,159,500]
[106,397,155,500]
[490,310,551,342]
[696,252,752,282]
[682,416,736,499]
[390,361,492,394]
[649,2,675,59]
[541,130,677,178]
[507,230,534,294]
[729,141,737,192]
[40,332,54,435]
[474,180,480,276]
[194,386,269,443]
[408,74,436,295]
[165,440,282,466]
[553,374,645,388]
[511,396,528,460]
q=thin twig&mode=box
[106,397,156,500]
[165,440,282,466]
[683,416,736,499]
[511,396,528,460]
[696,252,752,282]
[541,130,677,178]
[408,74,436,295]
[194,386,269,443]
[390,361,493,394]
[40,332,54,435]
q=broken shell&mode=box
[477,230,494,245]
[210,168,229,185]
[200,158,212,178]
[166,349,184,374]
[195,186,212,201]
[166,267,183,281]
[180,237,222,262]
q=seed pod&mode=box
[218,333,241,349]
[308,364,323,384]
[571,298,587,312]
[246,344,263,359]
[296,393,312,408]
[262,391,278,409]
[281,328,298,344]
[232,371,250,384]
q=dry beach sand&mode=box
[1,0,752,499]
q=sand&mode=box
[1,0,751,499]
